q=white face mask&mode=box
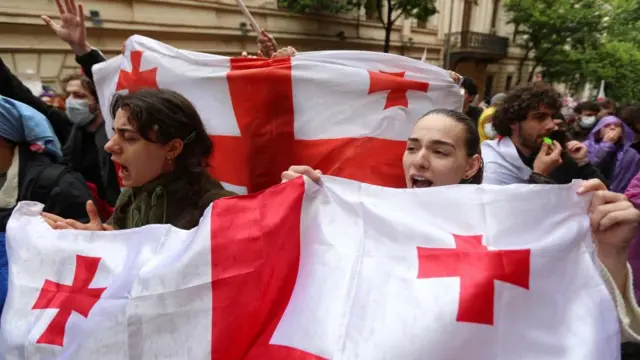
[65,98,94,126]
[579,116,597,129]
[484,123,497,139]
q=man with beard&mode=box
[481,83,606,185]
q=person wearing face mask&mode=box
[568,101,600,142]
[478,93,506,142]
[61,76,120,212]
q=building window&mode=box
[365,0,377,20]
[417,19,427,28]
[505,75,513,91]
[484,75,494,101]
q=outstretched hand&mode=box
[42,200,113,231]
[41,0,91,56]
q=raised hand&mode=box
[566,140,589,166]
[257,29,278,58]
[41,0,91,55]
[603,127,622,143]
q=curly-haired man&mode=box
[481,83,606,185]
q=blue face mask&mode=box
[65,98,94,126]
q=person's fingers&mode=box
[42,216,57,229]
[589,201,638,231]
[577,179,608,195]
[281,171,301,182]
[287,165,316,177]
[41,211,66,224]
[41,16,58,31]
[85,200,102,224]
[590,189,627,208]
[64,219,92,230]
[282,165,321,183]
[539,141,549,155]
[102,224,115,231]
[257,50,264,58]
[55,0,66,15]
[66,0,77,16]
[55,221,76,230]
[78,3,86,30]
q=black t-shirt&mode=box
[466,105,483,128]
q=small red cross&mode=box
[116,50,159,93]
[367,71,429,110]
[417,234,530,326]
[31,255,106,347]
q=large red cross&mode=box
[31,255,106,346]
[368,71,429,110]
[114,53,416,193]
[214,58,416,193]
[417,234,530,326]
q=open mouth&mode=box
[113,160,130,178]
[411,176,433,188]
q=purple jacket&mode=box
[624,173,640,303]
[584,116,640,193]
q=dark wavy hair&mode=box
[421,108,483,184]
[574,101,600,115]
[109,89,213,186]
[494,83,562,137]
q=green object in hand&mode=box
[543,137,553,145]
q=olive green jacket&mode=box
[107,172,235,230]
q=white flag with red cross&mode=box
[91,35,462,194]
[0,178,620,359]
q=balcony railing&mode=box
[449,31,509,60]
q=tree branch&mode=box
[376,0,386,26]
[391,7,406,25]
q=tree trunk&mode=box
[527,61,540,83]
[383,24,392,53]
[382,0,393,53]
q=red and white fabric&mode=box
[0,178,620,359]
[92,35,462,194]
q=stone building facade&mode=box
[0,0,533,100]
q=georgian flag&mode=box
[0,178,619,359]
[92,35,462,194]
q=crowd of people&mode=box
[2,0,640,358]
